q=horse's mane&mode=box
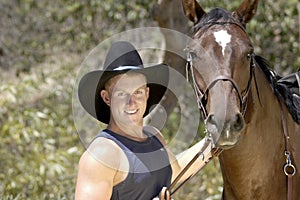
[194,8,238,32]
[253,55,280,87]
[193,8,300,123]
[254,55,300,123]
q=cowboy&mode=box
[75,41,211,200]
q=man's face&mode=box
[102,72,149,127]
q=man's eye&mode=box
[135,90,144,95]
[116,92,125,97]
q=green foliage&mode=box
[0,59,82,199]
[0,0,155,73]
[0,0,299,199]
[1,0,298,74]
[173,161,223,200]
[248,0,300,73]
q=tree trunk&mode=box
[152,0,190,117]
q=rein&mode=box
[158,21,254,199]
[186,20,255,119]
[160,20,297,200]
[158,136,222,200]
[185,51,254,119]
[278,91,296,200]
[185,48,296,200]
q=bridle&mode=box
[159,18,296,200]
[185,21,255,119]
[169,20,296,200]
[186,51,255,120]
[165,20,256,199]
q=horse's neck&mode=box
[247,66,299,150]
[243,66,284,154]
[219,67,288,199]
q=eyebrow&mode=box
[113,85,147,92]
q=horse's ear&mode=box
[233,0,259,26]
[181,0,206,24]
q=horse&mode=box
[181,0,300,199]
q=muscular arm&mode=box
[75,138,128,200]
[174,138,212,181]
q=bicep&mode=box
[75,151,115,200]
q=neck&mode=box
[219,66,287,199]
[107,122,146,142]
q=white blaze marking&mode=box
[213,30,231,56]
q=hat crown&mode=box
[103,41,143,70]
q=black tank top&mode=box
[96,129,172,200]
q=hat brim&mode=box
[78,64,169,124]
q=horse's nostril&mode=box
[206,114,218,126]
[205,114,219,136]
[232,113,244,131]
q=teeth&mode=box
[125,109,138,114]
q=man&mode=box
[75,41,212,200]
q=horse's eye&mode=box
[246,53,252,60]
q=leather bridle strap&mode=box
[187,20,255,119]
[278,97,296,200]
[167,20,253,198]
[185,51,254,119]
[170,146,223,196]
[169,137,212,194]
[169,137,217,195]
[202,75,244,114]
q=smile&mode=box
[125,109,138,114]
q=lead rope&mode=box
[155,137,215,200]
[169,137,213,193]
[156,52,220,199]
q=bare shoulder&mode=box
[75,137,129,199]
[80,137,129,172]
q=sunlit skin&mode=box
[75,72,214,200]
[100,72,150,141]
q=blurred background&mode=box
[0,0,299,199]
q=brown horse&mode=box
[181,0,300,199]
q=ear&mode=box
[181,0,206,24]
[100,90,110,106]
[146,87,150,100]
[233,0,259,26]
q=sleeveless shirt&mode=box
[96,129,172,200]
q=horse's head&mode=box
[182,0,258,149]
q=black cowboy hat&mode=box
[78,41,169,124]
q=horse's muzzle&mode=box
[205,113,244,149]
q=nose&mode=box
[127,94,137,105]
[231,113,244,132]
[206,114,217,126]
[206,113,244,132]
[205,113,244,148]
